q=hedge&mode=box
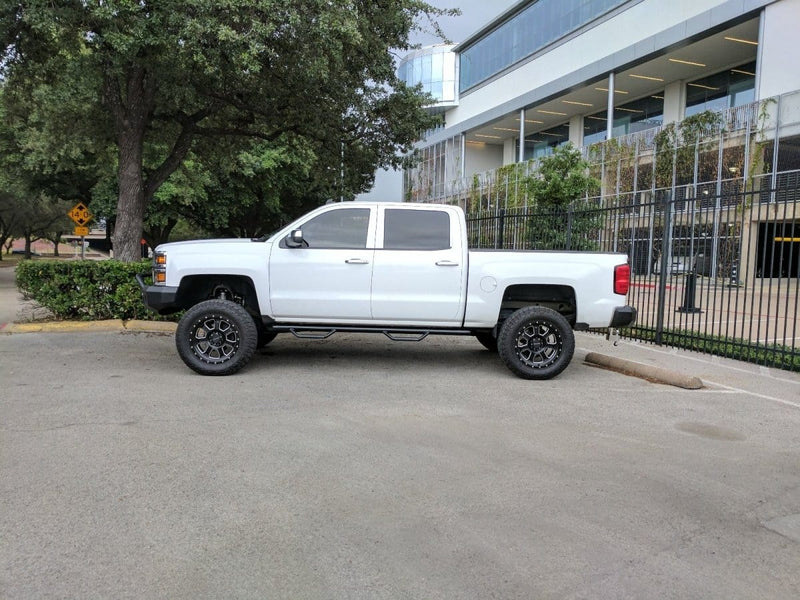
[15,259,165,321]
[622,326,800,373]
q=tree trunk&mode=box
[144,217,178,249]
[50,232,63,257]
[113,143,147,262]
[108,67,152,263]
[24,232,34,259]
[107,65,197,262]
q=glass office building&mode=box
[397,45,458,111]
[401,0,800,204]
[459,0,628,92]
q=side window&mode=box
[383,209,451,250]
[293,208,370,249]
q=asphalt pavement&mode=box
[2,261,798,403]
[2,263,800,598]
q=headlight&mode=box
[153,252,167,285]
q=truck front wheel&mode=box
[176,299,258,375]
[497,306,575,380]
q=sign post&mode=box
[68,203,94,259]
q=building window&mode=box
[397,45,458,105]
[583,93,664,145]
[521,123,570,160]
[459,0,629,93]
[685,61,756,117]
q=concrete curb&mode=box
[1,320,176,335]
[124,320,177,333]
[584,351,704,389]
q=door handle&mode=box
[436,260,459,267]
[345,258,369,264]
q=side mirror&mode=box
[286,229,305,248]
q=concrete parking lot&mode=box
[2,328,799,599]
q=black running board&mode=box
[271,324,473,343]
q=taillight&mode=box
[614,263,630,296]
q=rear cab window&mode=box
[382,208,451,250]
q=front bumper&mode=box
[609,305,637,328]
[135,274,179,314]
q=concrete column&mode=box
[606,72,615,140]
[663,80,686,125]
[460,133,466,178]
[503,138,516,165]
[569,115,583,147]
[518,108,525,162]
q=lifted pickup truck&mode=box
[138,202,635,379]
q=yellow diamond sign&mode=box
[68,203,93,226]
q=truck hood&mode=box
[155,238,262,252]
[156,239,272,281]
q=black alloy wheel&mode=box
[497,306,575,380]
[176,299,258,375]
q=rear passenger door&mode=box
[370,206,466,324]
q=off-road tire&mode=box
[497,306,574,380]
[176,299,258,375]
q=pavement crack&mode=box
[2,420,139,432]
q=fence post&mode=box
[566,207,573,250]
[655,192,672,345]
[496,209,505,249]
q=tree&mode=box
[0,185,73,258]
[0,192,21,260]
[1,1,449,262]
[524,144,602,251]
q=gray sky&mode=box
[412,0,518,46]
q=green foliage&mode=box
[527,201,603,251]
[653,110,723,187]
[522,144,602,250]
[623,327,800,372]
[524,144,600,207]
[1,1,448,262]
[15,259,166,321]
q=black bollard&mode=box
[677,270,703,314]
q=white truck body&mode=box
[140,202,635,378]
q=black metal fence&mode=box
[466,183,800,372]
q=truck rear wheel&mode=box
[497,306,574,380]
[176,299,258,375]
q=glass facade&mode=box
[397,45,458,105]
[403,136,464,202]
[583,94,664,145]
[520,123,570,160]
[459,0,628,93]
[685,61,756,117]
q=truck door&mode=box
[371,206,466,324]
[269,206,375,320]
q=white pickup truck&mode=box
[138,202,635,379]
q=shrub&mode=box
[15,259,165,321]
[621,326,800,373]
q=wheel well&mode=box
[498,284,576,326]
[175,275,261,317]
